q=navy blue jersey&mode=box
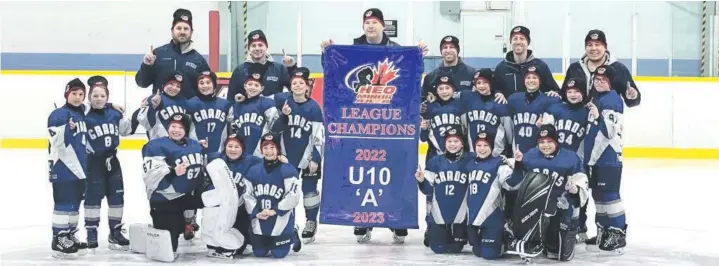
[187,96,232,153]
[85,105,132,156]
[584,90,624,167]
[513,148,586,200]
[243,163,301,236]
[419,154,474,225]
[48,104,88,182]
[228,96,279,157]
[424,99,463,156]
[546,103,590,153]
[271,94,324,169]
[134,42,210,98]
[207,152,262,199]
[136,94,190,140]
[562,53,641,107]
[465,156,520,227]
[507,92,561,153]
[141,137,205,202]
[457,90,512,155]
[227,59,292,100]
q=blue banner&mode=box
[319,45,423,229]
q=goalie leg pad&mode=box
[128,223,176,262]
[202,189,221,207]
[511,172,554,240]
[201,158,242,250]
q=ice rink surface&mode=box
[1,149,718,265]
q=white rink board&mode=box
[2,73,719,150]
[1,149,718,265]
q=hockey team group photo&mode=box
[1,1,717,266]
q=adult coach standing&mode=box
[421,36,477,100]
[320,7,429,245]
[562,30,641,107]
[135,8,210,99]
[227,30,297,101]
[493,26,559,100]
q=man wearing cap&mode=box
[135,8,211,99]
[320,8,428,244]
[320,8,429,53]
[562,30,641,107]
[227,30,298,102]
[421,35,476,101]
[493,26,560,99]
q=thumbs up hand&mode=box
[69,117,76,130]
[235,93,246,103]
[199,138,208,149]
[415,166,425,182]
[143,46,156,65]
[151,90,161,108]
[282,100,292,115]
[626,81,638,100]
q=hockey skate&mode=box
[207,245,237,259]
[391,229,407,244]
[586,225,604,252]
[52,230,79,258]
[599,226,626,255]
[69,228,88,255]
[423,228,429,247]
[292,225,302,252]
[191,216,200,232]
[302,220,317,244]
[109,224,130,251]
[354,227,372,243]
[86,228,99,251]
[576,225,589,242]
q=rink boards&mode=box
[1,70,718,159]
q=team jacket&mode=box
[135,41,210,98]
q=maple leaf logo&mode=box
[370,59,400,85]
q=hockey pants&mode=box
[149,193,204,252]
[590,165,625,230]
[428,223,466,254]
[52,180,85,234]
[84,154,124,231]
[467,209,505,259]
[250,233,294,258]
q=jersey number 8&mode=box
[104,136,112,147]
[261,199,272,210]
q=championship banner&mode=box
[319,45,422,229]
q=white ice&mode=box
[1,149,718,265]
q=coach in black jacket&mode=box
[135,9,211,99]
[493,26,560,100]
[562,30,641,107]
[420,35,476,101]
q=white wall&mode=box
[0,1,217,54]
[0,72,717,149]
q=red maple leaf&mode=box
[370,59,400,85]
